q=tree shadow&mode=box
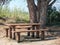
[19,35,58,43]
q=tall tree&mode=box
[27,0,56,38]
[27,0,38,37]
[39,0,56,40]
[38,0,56,27]
[27,0,37,23]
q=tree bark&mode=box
[37,0,41,23]
[27,0,37,23]
[39,0,48,40]
[27,0,56,38]
[27,0,37,37]
[40,0,47,28]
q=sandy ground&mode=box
[0,25,60,45]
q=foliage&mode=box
[0,5,29,23]
[46,6,60,26]
[0,0,12,5]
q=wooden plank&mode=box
[12,29,48,33]
[17,32,20,42]
[5,28,9,37]
[15,26,32,29]
[5,23,40,26]
[41,31,45,40]
[4,26,9,37]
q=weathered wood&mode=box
[36,25,40,38]
[12,29,48,33]
[17,32,20,42]
[5,23,40,38]
[15,26,32,29]
[5,28,9,37]
[12,26,16,39]
[12,29,48,42]
[5,23,40,26]
[27,28,31,36]
[41,31,45,40]
[4,26,9,37]
[31,25,35,38]
[9,27,12,38]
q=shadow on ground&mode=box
[18,35,58,43]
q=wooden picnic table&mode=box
[5,23,41,39]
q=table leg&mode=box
[10,27,12,38]
[41,31,45,40]
[36,26,40,38]
[12,26,16,39]
[6,28,9,37]
[36,31,39,38]
[31,26,35,38]
[27,28,30,36]
[17,32,20,43]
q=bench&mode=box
[12,26,32,39]
[5,23,41,39]
[5,25,32,38]
[15,26,32,29]
[12,29,48,42]
[5,23,49,42]
[4,26,9,37]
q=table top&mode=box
[5,23,40,26]
[12,28,48,33]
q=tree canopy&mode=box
[0,0,11,5]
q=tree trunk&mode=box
[27,0,56,38]
[40,0,47,28]
[37,0,41,23]
[27,0,37,37]
[27,0,37,23]
[40,0,48,40]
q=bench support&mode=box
[17,32,20,42]
[36,31,40,38]
[41,31,45,40]
[6,28,9,37]
[12,26,16,39]
[27,28,30,36]
[10,27,12,38]
[36,25,40,38]
[31,26,35,38]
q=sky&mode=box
[8,0,60,12]
[8,0,28,12]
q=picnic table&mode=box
[5,23,49,42]
[5,23,41,39]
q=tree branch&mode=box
[48,0,56,6]
[47,0,51,4]
[0,0,11,5]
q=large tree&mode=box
[27,0,56,39]
[37,0,56,28]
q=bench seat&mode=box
[15,26,32,29]
[12,29,48,42]
[12,29,48,33]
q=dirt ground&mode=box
[0,25,60,45]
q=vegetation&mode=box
[0,5,29,23]
[47,6,60,26]
[0,0,60,25]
